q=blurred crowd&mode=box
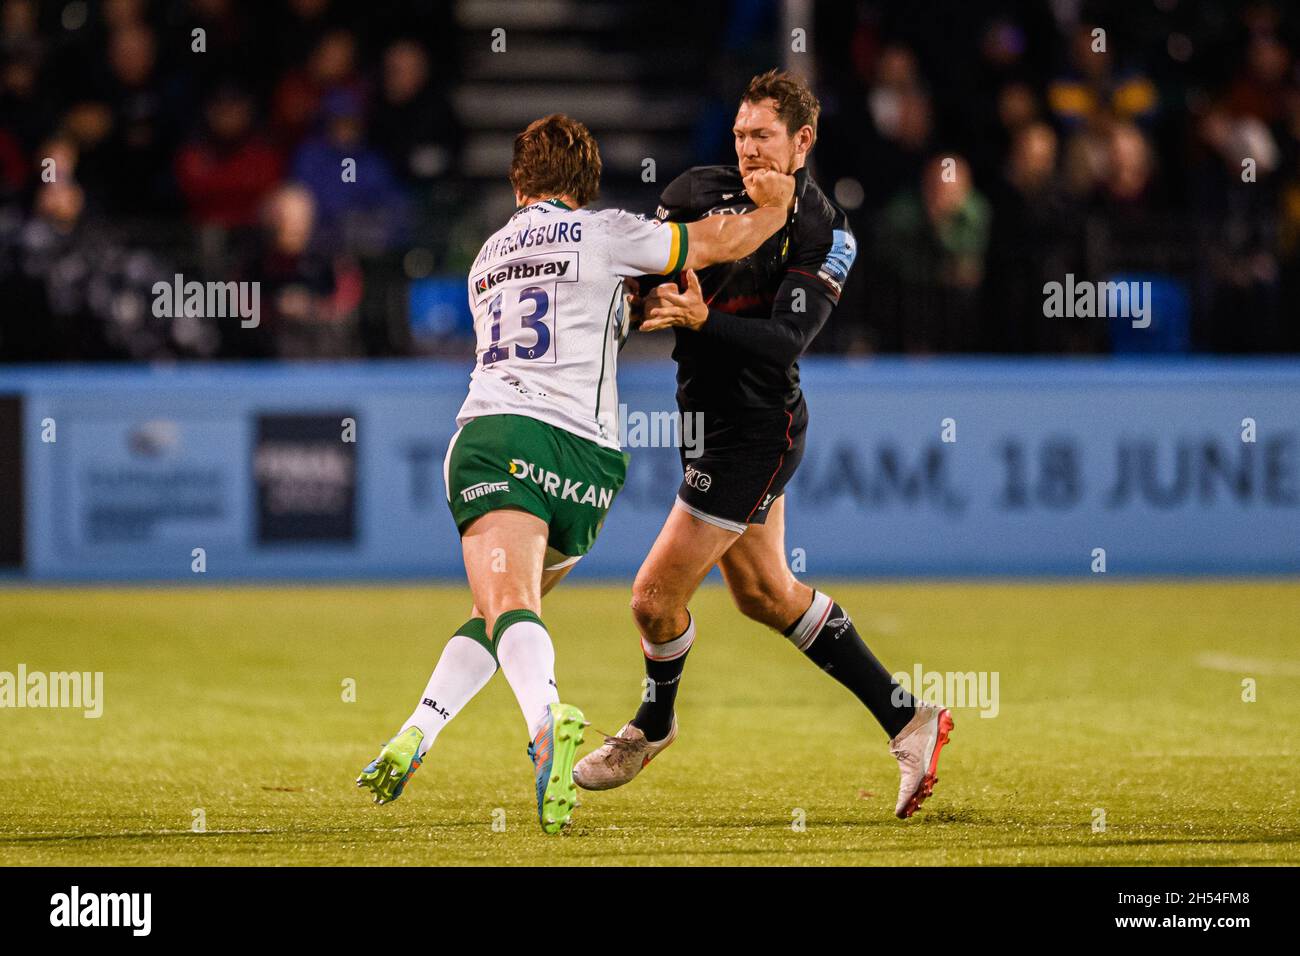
[1,0,1299,360]
[0,0,460,359]
[814,0,1300,354]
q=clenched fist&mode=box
[743,168,796,209]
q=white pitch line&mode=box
[1129,751,1296,758]
[1195,652,1300,678]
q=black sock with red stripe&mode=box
[630,613,695,743]
[784,592,915,738]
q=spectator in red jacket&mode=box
[176,83,285,228]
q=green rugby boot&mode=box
[356,727,424,805]
[527,702,586,834]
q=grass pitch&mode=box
[1,580,1297,866]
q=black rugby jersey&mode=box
[654,164,856,411]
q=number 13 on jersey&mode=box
[470,252,579,368]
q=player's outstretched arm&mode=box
[681,170,793,269]
[689,271,835,362]
[640,269,834,358]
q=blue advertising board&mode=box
[2,358,1297,581]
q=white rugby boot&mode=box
[889,704,954,819]
[573,717,677,791]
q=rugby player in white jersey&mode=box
[356,114,794,833]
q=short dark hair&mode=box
[508,114,601,207]
[742,69,820,145]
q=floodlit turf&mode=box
[1,581,1297,866]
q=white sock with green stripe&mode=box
[402,619,498,758]
[494,610,560,739]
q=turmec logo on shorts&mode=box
[508,458,614,508]
[683,465,712,492]
[461,480,510,502]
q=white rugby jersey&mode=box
[456,199,688,449]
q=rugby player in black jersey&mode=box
[574,70,953,819]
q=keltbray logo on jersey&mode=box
[508,458,614,509]
[473,257,571,296]
[461,480,510,502]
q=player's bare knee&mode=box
[630,582,681,643]
[629,587,665,634]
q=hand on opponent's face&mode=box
[743,168,795,209]
[640,170,791,334]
